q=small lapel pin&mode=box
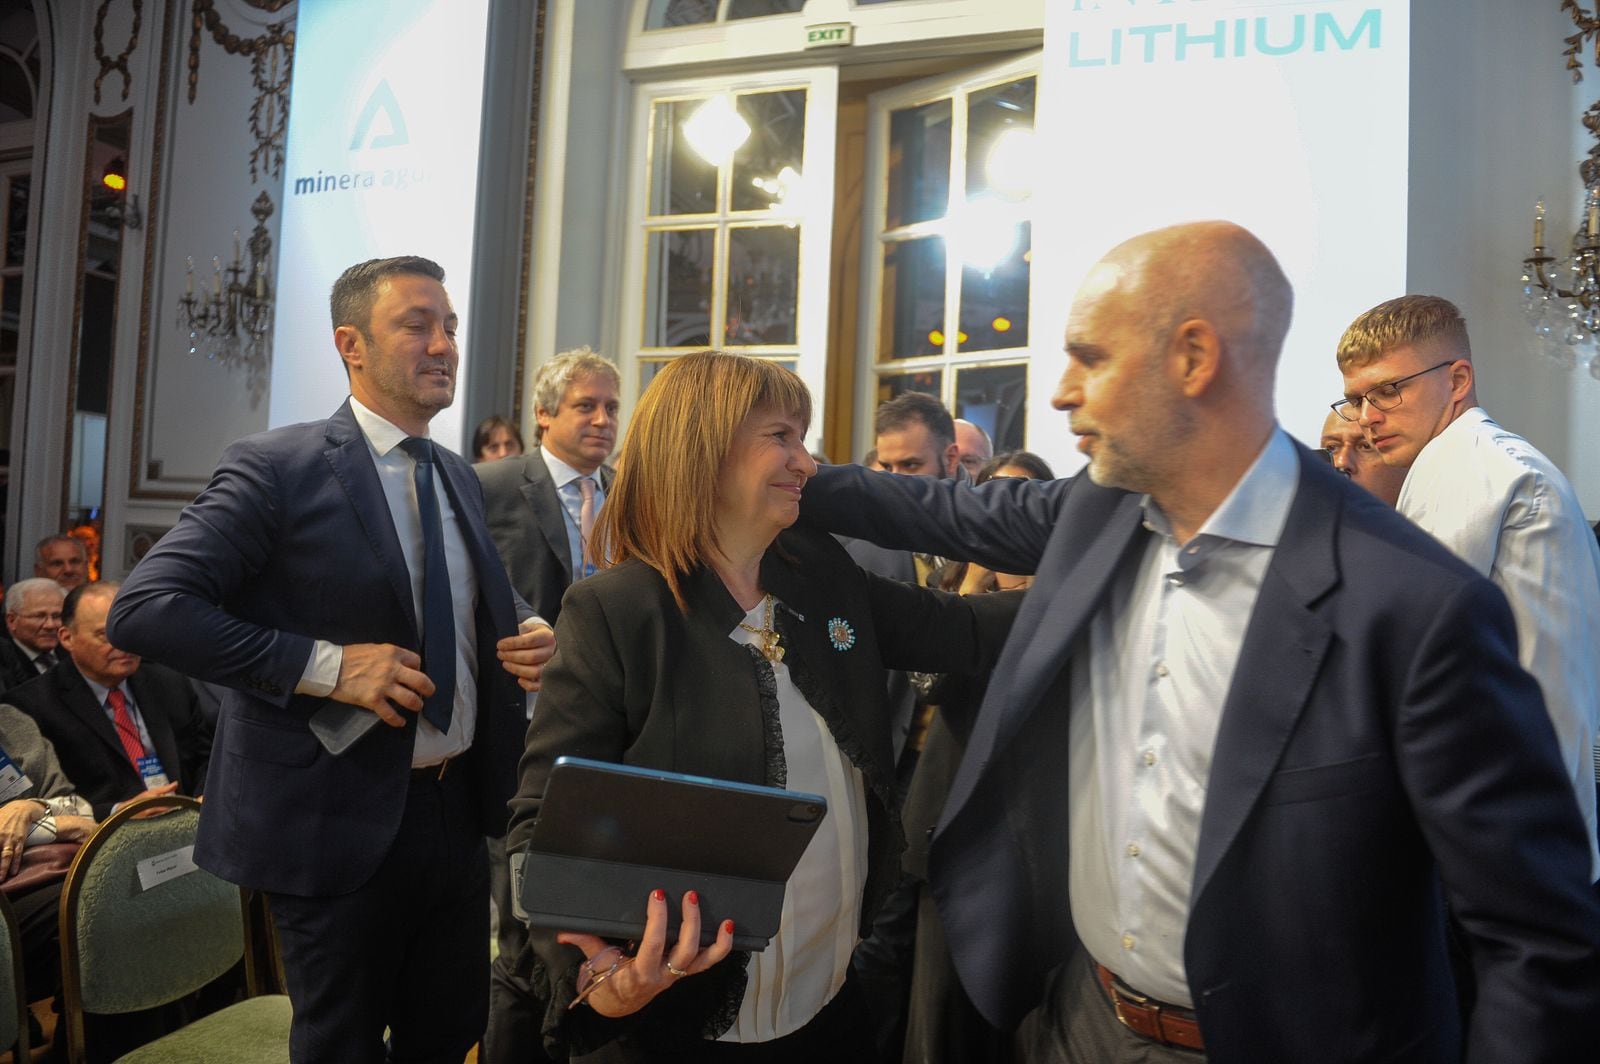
[826,617,856,652]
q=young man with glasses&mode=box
[1336,294,1600,881]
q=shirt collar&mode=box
[349,395,422,458]
[80,673,122,709]
[13,637,43,663]
[1140,427,1299,561]
[540,445,593,491]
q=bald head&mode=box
[1103,221,1294,379]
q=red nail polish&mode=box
[687,890,699,906]
[723,919,735,934]
[652,888,665,902]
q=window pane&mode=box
[640,359,672,394]
[5,176,28,267]
[886,99,951,230]
[649,99,718,216]
[955,363,1027,453]
[959,221,1030,352]
[966,76,1037,201]
[727,0,805,17]
[876,369,943,407]
[879,236,945,360]
[731,89,806,213]
[726,226,799,346]
[644,0,717,29]
[644,229,715,348]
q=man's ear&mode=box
[942,442,961,478]
[1448,358,1474,401]
[1172,318,1222,398]
[334,325,364,373]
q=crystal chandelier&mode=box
[1521,2,1600,380]
[178,191,275,388]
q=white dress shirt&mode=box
[1398,406,1600,878]
[540,446,606,580]
[719,597,869,1043]
[1070,428,1298,1007]
[296,397,480,767]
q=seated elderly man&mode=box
[0,702,97,1010]
[5,582,210,820]
[0,578,66,694]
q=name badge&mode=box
[0,751,33,804]
[581,562,597,579]
[136,755,170,790]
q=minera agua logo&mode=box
[291,80,426,195]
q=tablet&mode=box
[518,757,828,951]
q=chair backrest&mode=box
[60,795,248,1039]
[0,892,28,1057]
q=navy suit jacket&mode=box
[475,450,613,625]
[802,448,1600,1064]
[107,400,531,897]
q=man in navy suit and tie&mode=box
[802,222,1600,1062]
[108,255,555,1062]
[475,345,618,1064]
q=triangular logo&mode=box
[350,80,409,150]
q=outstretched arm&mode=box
[800,463,1069,575]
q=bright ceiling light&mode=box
[684,95,751,167]
[984,126,1036,199]
[952,196,1025,271]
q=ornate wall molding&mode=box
[93,0,144,104]
[187,0,293,181]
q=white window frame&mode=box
[854,49,1041,455]
[616,66,839,447]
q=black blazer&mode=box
[802,452,1600,1063]
[0,638,49,696]
[476,449,615,624]
[506,526,1017,1055]
[4,657,211,820]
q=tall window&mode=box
[861,53,1038,453]
[620,69,837,426]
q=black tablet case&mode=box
[519,757,828,951]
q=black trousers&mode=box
[483,834,554,1064]
[268,767,489,1064]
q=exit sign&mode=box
[805,22,853,48]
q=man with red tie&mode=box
[3,581,209,819]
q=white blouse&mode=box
[719,597,870,1043]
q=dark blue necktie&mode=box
[399,437,456,733]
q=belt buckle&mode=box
[1109,980,1162,1040]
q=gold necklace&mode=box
[737,594,784,664]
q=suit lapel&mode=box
[322,401,419,638]
[435,447,517,639]
[987,489,1147,758]
[58,666,137,770]
[1190,452,1341,908]
[521,454,575,584]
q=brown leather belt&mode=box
[1095,963,1205,1052]
[409,756,453,783]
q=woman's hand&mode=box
[52,814,98,842]
[557,889,735,1017]
[0,799,47,880]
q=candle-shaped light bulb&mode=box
[256,269,265,299]
[1535,197,1546,248]
[185,255,194,295]
[233,229,241,263]
[1587,189,1597,238]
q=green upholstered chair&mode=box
[0,893,29,1061]
[58,795,290,1064]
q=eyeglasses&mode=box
[15,610,63,623]
[1330,359,1456,422]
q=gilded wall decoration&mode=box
[92,0,144,104]
[187,0,294,182]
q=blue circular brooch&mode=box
[826,617,856,652]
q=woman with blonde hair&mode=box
[506,351,1015,1061]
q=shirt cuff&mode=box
[295,640,343,697]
